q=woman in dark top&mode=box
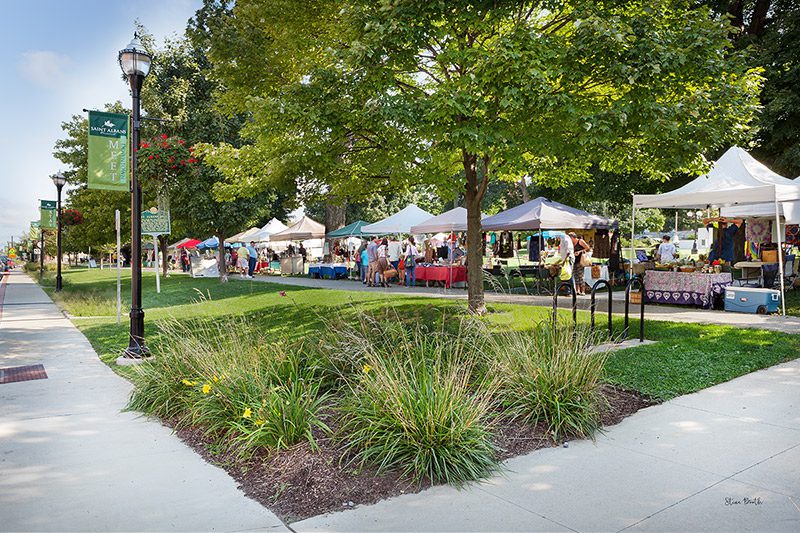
[569,232,591,295]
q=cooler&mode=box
[724,286,781,314]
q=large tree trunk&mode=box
[325,201,346,232]
[159,235,169,277]
[463,150,487,315]
[518,178,530,203]
[747,0,771,36]
[217,232,228,283]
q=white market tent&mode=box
[228,227,259,243]
[481,197,617,231]
[362,204,435,235]
[410,207,487,234]
[633,147,800,315]
[270,216,326,242]
[249,218,289,243]
[721,175,800,223]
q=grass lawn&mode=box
[43,267,800,401]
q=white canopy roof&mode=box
[249,218,289,242]
[481,197,617,231]
[410,207,486,234]
[270,216,326,242]
[228,227,259,242]
[721,176,800,223]
[362,204,435,235]
[634,147,800,209]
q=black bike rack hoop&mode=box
[623,275,645,343]
[590,279,613,339]
[552,280,577,328]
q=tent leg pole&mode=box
[630,202,635,278]
[775,198,786,316]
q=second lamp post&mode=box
[51,172,66,292]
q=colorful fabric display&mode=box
[745,219,771,244]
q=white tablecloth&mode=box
[584,265,609,288]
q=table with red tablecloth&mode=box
[413,265,467,288]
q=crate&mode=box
[724,286,781,314]
[762,250,778,263]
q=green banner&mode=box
[40,200,57,229]
[87,111,129,191]
[141,210,171,235]
[30,220,40,229]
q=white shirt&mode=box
[377,244,387,258]
[405,244,418,258]
[388,241,402,261]
[658,242,677,263]
[559,237,574,263]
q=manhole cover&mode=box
[0,364,48,384]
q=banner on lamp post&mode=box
[40,200,57,229]
[87,111,129,191]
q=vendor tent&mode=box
[249,218,289,243]
[410,207,487,234]
[176,238,202,249]
[721,175,800,223]
[270,216,326,242]
[633,147,800,315]
[196,236,219,250]
[481,197,617,231]
[361,204,435,235]
[169,237,192,249]
[326,220,371,238]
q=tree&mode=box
[202,0,762,313]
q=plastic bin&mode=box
[724,286,781,314]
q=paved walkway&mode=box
[235,274,800,334]
[0,272,288,532]
[293,358,800,532]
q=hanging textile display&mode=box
[593,229,610,259]
[745,219,772,244]
[786,225,800,246]
[498,231,514,258]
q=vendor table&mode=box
[308,263,348,280]
[414,264,467,288]
[644,270,732,309]
[583,265,609,289]
[733,261,777,287]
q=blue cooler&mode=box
[724,286,781,314]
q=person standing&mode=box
[246,241,258,278]
[404,236,418,288]
[299,243,307,263]
[388,237,402,283]
[236,245,249,278]
[558,233,575,290]
[656,235,677,263]
[377,238,390,287]
[366,237,379,287]
[360,243,369,283]
[569,232,590,295]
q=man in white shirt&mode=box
[388,237,402,279]
[657,235,677,263]
[558,234,575,283]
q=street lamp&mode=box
[118,33,152,361]
[51,172,67,291]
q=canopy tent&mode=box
[410,207,487,234]
[633,147,800,315]
[361,204,435,235]
[176,238,202,249]
[326,220,371,238]
[270,216,326,242]
[721,176,800,223]
[169,237,192,249]
[249,218,289,243]
[196,236,220,250]
[228,228,254,242]
[481,197,617,231]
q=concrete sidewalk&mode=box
[235,274,800,334]
[292,357,800,532]
[0,272,288,532]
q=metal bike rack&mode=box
[552,280,577,327]
[623,275,645,342]
[590,279,613,338]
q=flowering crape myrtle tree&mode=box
[202,0,761,313]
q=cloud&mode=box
[18,50,72,89]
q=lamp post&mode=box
[51,172,67,291]
[118,33,152,360]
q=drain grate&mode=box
[0,364,48,384]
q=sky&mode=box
[0,0,202,248]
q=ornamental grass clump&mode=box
[332,317,499,484]
[127,317,328,456]
[490,321,608,440]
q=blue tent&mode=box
[196,236,219,250]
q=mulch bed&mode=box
[169,384,655,523]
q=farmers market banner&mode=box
[87,111,129,191]
[40,200,57,229]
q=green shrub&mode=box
[490,321,608,440]
[331,317,498,484]
[127,318,328,456]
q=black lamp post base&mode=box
[55,275,63,292]
[117,344,151,366]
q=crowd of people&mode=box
[355,236,421,288]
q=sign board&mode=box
[87,111,129,191]
[40,200,57,229]
[141,210,171,235]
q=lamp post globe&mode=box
[118,33,152,362]
[51,172,67,292]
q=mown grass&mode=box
[43,268,800,401]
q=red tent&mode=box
[176,239,202,249]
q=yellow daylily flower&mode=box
[363,363,372,374]
[243,407,252,419]
[202,383,212,394]
[255,419,265,426]
[212,375,219,383]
